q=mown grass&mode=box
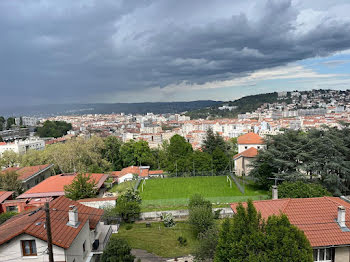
[139,176,268,211]
[109,180,136,194]
[115,222,199,258]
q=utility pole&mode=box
[45,202,54,262]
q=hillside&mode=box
[186,92,283,119]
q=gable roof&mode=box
[237,132,264,145]
[234,147,258,159]
[111,166,163,178]
[0,191,14,203]
[0,196,103,249]
[17,173,108,199]
[2,164,53,181]
[231,197,350,247]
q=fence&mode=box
[229,173,245,194]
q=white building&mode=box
[0,196,112,262]
[0,139,45,156]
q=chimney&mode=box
[338,206,346,228]
[272,185,278,200]
[68,205,79,227]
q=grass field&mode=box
[139,176,268,211]
[115,222,199,257]
[109,180,136,195]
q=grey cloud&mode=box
[0,0,350,107]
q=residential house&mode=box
[234,132,265,176]
[0,196,112,262]
[2,164,54,191]
[0,191,14,213]
[231,197,350,262]
[111,166,164,184]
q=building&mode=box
[237,132,265,154]
[0,139,45,156]
[0,191,14,213]
[233,147,258,176]
[0,128,30,142]
[15,117,39,127]
[231,197,350,262]
[17,173,109,200]
[2,164,54,191]
[111,166,164,183]
[0,196,112,262]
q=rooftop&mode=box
[231,197,350,247]
[234,147,258,159]
[237,132,264,145]
[2,164,53,181]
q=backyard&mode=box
[139,176,268,211]
[115,222,199,258]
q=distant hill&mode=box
[0,100,221,117]
[186,92,287,119]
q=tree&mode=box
[276,181,331,198]
[166,135,193,174]
[193,150,212,174]
[0,151,19,168]
[6,117,15,130]
[64,173,97,200]
[0,116,5,131]
[103,136,123,170]
[120,140,154,168]
[214,200,313,262]
[212,147,229,172]
[0,211,17,225]
[115,189,142,222]
[188,194,214,237]
[202,129,227,154]
[0,171,23,195]
[194,226,219,262]
[101,237,135,262]
[36,120,72,138]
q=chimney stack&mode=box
[68,205,79,227]
[338,206,346,228]
[272,185,278,200]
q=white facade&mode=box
[117,173,134,183]
[0,139,45,156]
[238,144,266,154]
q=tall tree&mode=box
[0,170,23,195]
[103,136,123,170]
[188,194,214,237]
[0,116,5,131]
[212,147,229,172]
[36,120,72,138]
[166,135,193,174]
[0,151,19,168]
[120,140,154,168]
[64,173,97,200]
[202,128,227,154]
[6,117,15,130]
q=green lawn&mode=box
[139,176,268,211]
[109,180,136,195]
[115,222,198,258]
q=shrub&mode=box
[0,212,17,225]
[276,181,332,199]
[161,213,176,228]
[177,236,187,246]
[101,237,135,262]
[188,194,214,237]
[214,209,221,219]
[125,224,133,230]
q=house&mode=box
[0,196,112,262]
[0,139,45,156]
[17,173,109,201]
[231,197,350,262]
[111,166,164,183]
[234,132,265,176]
[0,191,14,213]
[2,164,54,191]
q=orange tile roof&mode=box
[237,132,264,145]
[111,166,163,178]
[231,197,350,247]
[2,165,53,181]
[17,173,108,199]
[234,147,258,159]
[0,191,14,203]
[0,196,103,249]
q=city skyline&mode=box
[1,0,350,108]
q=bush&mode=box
[276,181,332,199]
[214,209,221,219]
[125,224,133,230]
[0,212,17,225]
[188,194,214,237]
[177,236,187,246]
[101,238,135,262]
[161,213,176,228]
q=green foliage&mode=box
[214,200,313,262]
[166,134,193,174]
[64,173,98,200]
[202,128,227,154]
[212,147,229,172]
[177,236,187,246]
[0,150,19,168]
[103,136,123,170]
[161,212,176,228]
[0,171,23,195]
[115,189,142,222]
[276,181,331,198]
[36,120,72,138]
[188,194,214,237]
[0,212,17,225]
[0,116,5,131]
[120,140,155,167]
[101,237,135,262]
[6,117,15,130]
[251,126,350,195]
[194,226,219,262]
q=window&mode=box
[245,146,248,149]
[83,241,86,253]
[257,146,260,149]
[313,248,333,262]
[21,240,37,256]
[6,206,18,212]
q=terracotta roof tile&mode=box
[2,164,53,181]
[0,191,14,203]
[237,132,264,145]
[231,197,350,247]
[0,196,103,249]
[234,147,258,159]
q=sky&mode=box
[1,0,350,107]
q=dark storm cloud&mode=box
[0,0,350,106]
